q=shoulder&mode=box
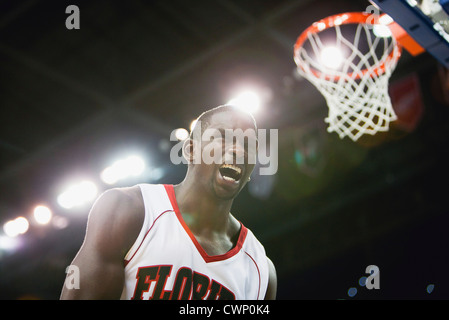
[91,185,144,230]
[94,184,144,229]
[98,184,144,208]
[84,185,145,258]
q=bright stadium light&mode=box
[101,155,145,185]
[51,215,69,230]
[126,155,146,176]
[3,217,29,237]
[174,128,189,141]
[373,24,392,37]
[33,205,52,225]
[373,14,394,38]
[0,234,20,251]
[15,217,29,235]
[3,220,19,238]
[320,46,344,69]
[57,180,98,209]
[227,90,261,114]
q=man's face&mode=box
[191,110,258,200]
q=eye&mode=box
[202,128,225,143]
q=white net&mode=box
[295,16,402,141]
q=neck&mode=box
[173,178,234,235]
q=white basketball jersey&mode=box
[120,184,269,300]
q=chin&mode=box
[212,183,244,201]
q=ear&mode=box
[182,138,195,163]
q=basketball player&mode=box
[60,105,277,300]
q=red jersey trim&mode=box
[124,209,172,267]
[244,251,261,299]
[164,184,248,264]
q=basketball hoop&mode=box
[294,12,402,141]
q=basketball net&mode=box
[294,12,402,141]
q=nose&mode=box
[232,144,245,159]
[225,141,245,163]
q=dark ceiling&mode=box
[1,0,449,300]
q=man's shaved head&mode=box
[190,105,257,139]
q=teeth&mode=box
[222,175,236,182]
[220,164,241,174]
[219,164,242,183]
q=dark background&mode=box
[1,0,448,300]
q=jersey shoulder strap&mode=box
[124,184,173,263]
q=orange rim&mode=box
[293,12,402,81]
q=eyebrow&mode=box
[223,128,259,143]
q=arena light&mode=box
[373,14,394,38]
[51,215,69,230]
[3,220,17,237]
[57,180,98,209]
[373,24,392,37]
[100,155,145,185]
[3,217,29,238]
[320,46,344,69]
[174,128,189,141]
[227,89,261,115]
[0,234,20,251]
[33,205,52,225]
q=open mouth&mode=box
[219,164,243,182]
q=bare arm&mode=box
[265,257,277,300]
[60,186,144,299]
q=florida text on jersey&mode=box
[120,184,269,300]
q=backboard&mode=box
[369,0,449,67]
